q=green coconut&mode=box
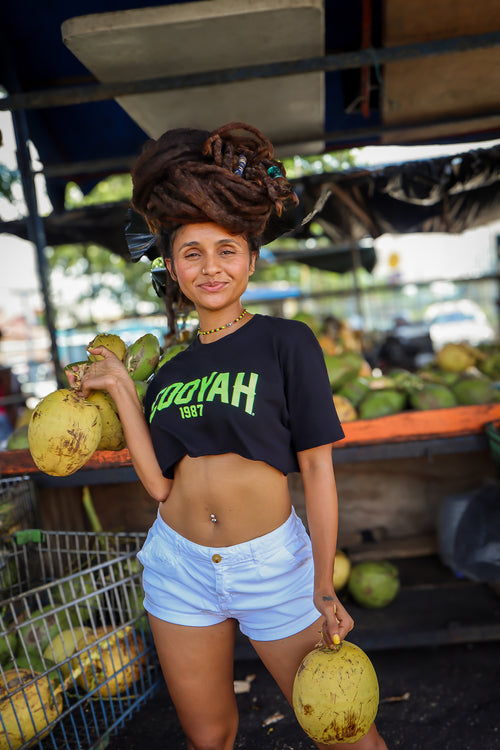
[134,380,149,406]
[452,376,497,405]
[348,561,400,609]
[478,351,500,381]
[16,604,81,655]
[337,377,370,407]
[155,342,189,372]
[6,424,30,450]
[409,382,457,410]
[125,334,161,381]
[324,355,359,391]
[0,628,18,667]
[358,389,406,419]
[388,369,424,393]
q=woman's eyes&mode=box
[183,248,236,259]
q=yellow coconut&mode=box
[43,626,93,679]
[86,390,126,450]
[332,394,357,423]
[73,626,147,698]
[333,549,351,591]
[293,641,379,745]
[0,669,62,750]
[436,343,476,373]
[87,333,127,362]
[28,389,102,476]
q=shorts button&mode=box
[212,554,222,563]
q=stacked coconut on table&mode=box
[329,342,500,423]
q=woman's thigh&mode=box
[251,618,386,750]
[148,614,238,748]
[249,615,323,704]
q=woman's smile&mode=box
[198,280,228,292]
[166,222,257,324]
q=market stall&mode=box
[2,399,500,652]
[2,0,500,673]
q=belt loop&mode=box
[249,538,259,565]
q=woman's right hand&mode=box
[67,346,131,399]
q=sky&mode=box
[1,108,499,323]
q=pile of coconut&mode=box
[26,333,187,477]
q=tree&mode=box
[45,175,162,327]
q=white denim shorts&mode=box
[136,507,321,641]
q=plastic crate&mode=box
[0,528,162,750]
[0,476,39,537]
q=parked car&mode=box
[424,300,496,350]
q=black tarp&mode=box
[1,143,499,273]
[292,143,500,245]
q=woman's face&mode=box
[166,222,257,314]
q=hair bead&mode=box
[267,165,282,179]
[234,154,247,176]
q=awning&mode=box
[1,142,498,274]
[2,0,500,212]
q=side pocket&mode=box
[137,526,176,571]
[256,544,297,580]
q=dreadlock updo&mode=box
[131,122,298,333]
[131,122,298,238]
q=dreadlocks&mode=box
[130,122,298,332]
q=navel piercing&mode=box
[210,513,218,523]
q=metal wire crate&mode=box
[0,528,162,750]
[0,476,39,537]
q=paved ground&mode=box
[107,639,500,750]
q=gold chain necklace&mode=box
[198,309,248,336]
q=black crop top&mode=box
[144,314,344,478]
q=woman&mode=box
[75,123,388,750]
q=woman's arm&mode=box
[69,346,172,503]
[297,443,354,645]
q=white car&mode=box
[425,300,496,350]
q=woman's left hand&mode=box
[314,589,354,647]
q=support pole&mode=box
[11,108,64,388]
[350,242,365,329]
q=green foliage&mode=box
[0,163,20,201]
[282,149,362,178]
[65,174,132,208]
[43,174,160,324]
[45,243,160,324]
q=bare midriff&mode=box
[158,453,292,547]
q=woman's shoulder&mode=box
[257,314,317,341]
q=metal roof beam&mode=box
[2,31,500,112]
[35,108,500,178]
